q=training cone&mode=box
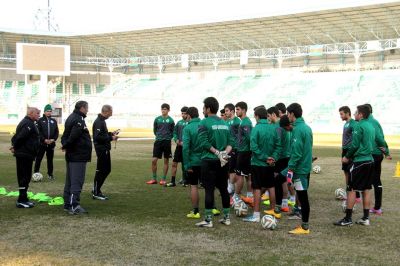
[394,161,400,178]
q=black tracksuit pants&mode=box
[16,156,34,202]
[93,149,111,195]
[34,145,54,175]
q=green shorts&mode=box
[293,173,310,191]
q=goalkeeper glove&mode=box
[215,150,230,167]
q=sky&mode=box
[0,0,398,35]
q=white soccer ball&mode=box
[261,215,277,230]
[312,165,321,174]
[341,200,356,213]
[335,188,347,200]
[32,172,43,182]
[234,201,248,217]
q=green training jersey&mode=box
[250,119,282,167]
[182,118,202,170]
[277,126,291,159]
[226,116,241,150]
[367,114,390,156]
[237,116,252,152]
[153,115,175,141]
[288,117,313,175]
[342,118,357,149]
[345,118,374,162]
[198,115,234,160]
[173,119,188,142]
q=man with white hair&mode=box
[92,104,119,200]
[10,107,40,208]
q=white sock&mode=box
[253,212,260,218]
[247,192,254,198]
[227,183,235,194]
[282,199,288,207]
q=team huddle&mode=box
[146,97,313,234]
[9,98,391,233]
[145,98,391,234]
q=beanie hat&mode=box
[44,104,52,112]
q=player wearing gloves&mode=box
[196,97,234,228]
[285,103,313,234]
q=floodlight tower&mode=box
[33,0,59,32]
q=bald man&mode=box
[11,107,40,208]
[92,105,118,200]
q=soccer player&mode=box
[182,107,202,218]
[339,106,361,202]
[146,103,175,185]
[267,106,290,213]
[233,101,253,205]
[285,103,313,234]
[334,105,375,226]
[224,103,241,195]
[62,101,92,214]
[275,103,297,203]
[34,104,59,181]
[243,106,282,222]
[275,102,286,118]
[92,105,119,200]
[11,107,40,208]
[195,97,233,228]
[364,104,392,215]
[166,106,188,187]
[220,108,227,121]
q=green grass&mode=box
[0,133,399,265]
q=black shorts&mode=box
[152,140,172,159]
[236,151,251,176]
[173,145,183,163]
[342,148,352,172]
[251,165,275,189]
[186,166,201,185]
[201,160,229,190]
[348,161,374,191]
[275,157,289,174]
[228,150,237,174]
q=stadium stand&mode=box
[0,1,400,146]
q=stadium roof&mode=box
[1,2,400,64]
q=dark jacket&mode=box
[11,116,40,159]
[61,109,92,162]
[37,115,59,147]
[93,114,112,152]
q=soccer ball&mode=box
[312,165,321,174]
[261,215,277,230]
[341,200,356,213]
[32,172,43,182]
[234,201,248,217]
[335,188,347,200]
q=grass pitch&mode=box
[0,133,399,265]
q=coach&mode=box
[61,101,92,215]
[34,104,59,180]
[92,104,118,200]
[11,107,40,208]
